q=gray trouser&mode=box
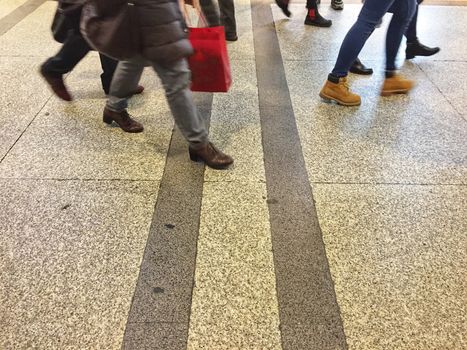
[106,58,208,148]
[218,0,236,34]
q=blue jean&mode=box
[331,0,417,77]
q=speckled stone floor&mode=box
[0,0,466,349]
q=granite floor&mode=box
[0,0,466,349]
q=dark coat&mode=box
[82,0,200,63]
[134,0,193,63]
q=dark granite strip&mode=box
[0,0,46,36]
[122,94,212,350]
[251,1,348,349]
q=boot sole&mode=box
[189,154,234,170]
[305,21,332,27]
[319,92,361,106]
[103,114,144,133]
[380,89,411,97]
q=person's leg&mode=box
[40,8,90,101]
[331,0,395,78]
[104,60,145,133]
[218,0,237,41]
[305,0,332,27]
[152,59,208,147]
[319,0,395,106]
[99,54,118,95]
[380,0,417,95]
[405,0,440,59]
[151,58,233,169]
[385,0,417,72]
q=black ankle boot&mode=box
[304,8,332,27]
[349,58,373,75]
[406,40,440,59]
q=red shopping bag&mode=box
[188,26,232,92]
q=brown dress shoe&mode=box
[40,66,72,101]
[189,142,234,169]
[132,85,145,95]
[103,107,144,133]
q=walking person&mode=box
[82,0,234,169]
[319,0,417,106]
[350,0,439,76]
[275,0,332,27]
[40,0,144,103]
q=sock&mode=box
[328,73,341,83]
[385,70,396,78]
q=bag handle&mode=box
[179,0,208,28]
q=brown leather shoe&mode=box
[40,65,72,101]
[189,142,234,169]
[103,107,144,133]
[132,85,145,95]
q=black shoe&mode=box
[225,32,238,42]
[331,0,343,10]
[406,40,440,59]
[349,58,373,75]
[275,0,291,17]
[304,10,332,27]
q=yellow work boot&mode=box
[319,75,361,106]
[381,73,415,96]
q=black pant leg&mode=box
[42,32,91,77]
[99,54,118,94]
[218,0,236,35]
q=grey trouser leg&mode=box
[106,58,208,147]
[152,59,208,147]
[218,0,236,35]
[106,60,144,111]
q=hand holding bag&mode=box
[182,0,232,92]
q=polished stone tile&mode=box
[0,56,52,160]
[0,1,60,57]
[123,323,188,350]
[0,179,159,349]
[0,0,29,20]
[283,60,467,184]
[418,61,467,120]
[0,55,174,180]
[205,59,265,183]
[313,183,467,350]
[187,182,281,349]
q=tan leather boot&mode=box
[381,74,415,96]
[189,142,234,169]
[103,107,144,133]
[319,76,361,106]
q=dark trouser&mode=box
[42,6,118,94]
[331,0,416,77]
[405,0,423,43]
[306,0,318,9]
[218,0,236,35]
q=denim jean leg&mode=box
[106,60,144,112]
[385,0,417,71]
[331,0,395,77]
